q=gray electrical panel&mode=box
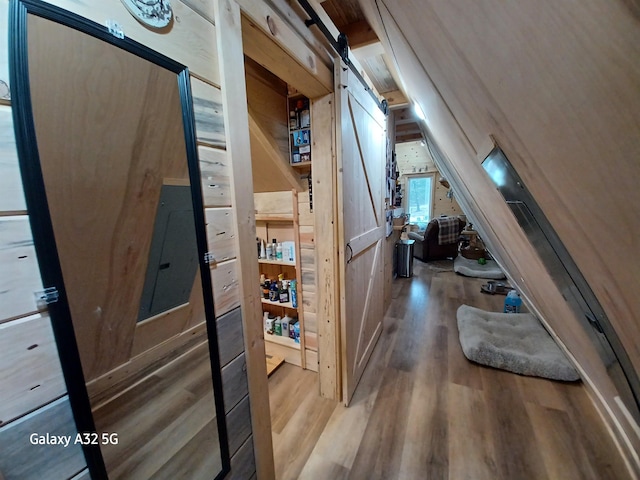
[138,185,199,322]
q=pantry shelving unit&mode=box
[255,190,306,369]
[288,94,312,171]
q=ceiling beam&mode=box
[343,19,379,48]
[238,1,333,98]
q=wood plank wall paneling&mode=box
[0,312,66,427]
[254,191,294,216]
[222,352,249,413]
[199,145,232,208]
[181,0,215,24]
[249,110,303,193]
[0,106,25,212]
[395,139,463,218]
[0,5,81,477]
[3,0,258,477]
[0,216,44,323]
[226,395,252,457]
[229,435,257,480]
[0,396,86,480]
[298,188,318,368]
[210,259,241,317]
[433,177,463,218]
[216,307,245,367]
[361,0,640,470]
[245,57,302,193]
[396,140,436,174]
[191,76,226,148]
[245,57,289,166]
[206,207,237,263]
[42,0,220,85]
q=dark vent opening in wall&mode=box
[482,146,640,425]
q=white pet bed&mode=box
[456,305,579,381]
[454,255,506,279]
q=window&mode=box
[406,174,434,230]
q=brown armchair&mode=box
[408,216,465,262]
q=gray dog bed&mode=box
[456,305,579,381]
[454,255,506,279]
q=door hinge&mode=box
[35,287,59,305]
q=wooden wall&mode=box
[245,56,302,194]
[395,140,463,219]
[0,1,86,478]
[361,0,640,473]
[0,0,261,478]
[298,188,318,371]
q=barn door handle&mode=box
[346,243,353,264]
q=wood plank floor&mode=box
[268,261,631,480]
[92,343,222,479]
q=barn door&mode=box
[336,62,387,405]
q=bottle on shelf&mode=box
[274,316,282,336]
[269,279,279,302]
[263,279,271,299]
[260,239,266,259]
[290,279,298,308]
[279,279,290,304]
[293,321,300,343]
[295,99,304,127]
[259,274,265,297]
[289,109,298,130]
[271,238,277,260]
[289,317,298,339]
[300,100,310,128]
[266,313,275,335]
[281,314,292,337]
[266,243,273,260]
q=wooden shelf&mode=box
[265,334,300,350]
[290,161,312,168]
[258,258,295,266]
[255,189,306,369]
[255,214,293,222]
[261,298,295,309]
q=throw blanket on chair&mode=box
[437,217,459,245]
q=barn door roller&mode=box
[297,0,388,115]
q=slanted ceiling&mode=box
[359,0,640,469]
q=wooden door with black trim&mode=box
[336,62,387,405]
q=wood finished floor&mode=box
[93,343,221,479]
[268,261,631,480]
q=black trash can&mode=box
[396,239,415,278]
